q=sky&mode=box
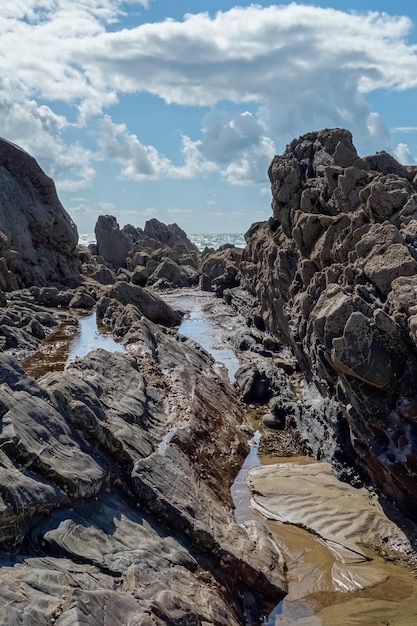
[2,1,417,235]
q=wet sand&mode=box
[248,459,417,626]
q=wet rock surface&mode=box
[0,291,286,625]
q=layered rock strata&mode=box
[238,128,417,519]
[0,307,286,624]
[0,139,286,624]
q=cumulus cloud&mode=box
[197,111,275,184]
[96,115,216,179]
[1,1,417,189]
[394,143,417,164]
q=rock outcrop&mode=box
[0,311,286,624]
[92,216,200,290]
[0,138,80,290]
[0,138,287,623]
[237,128,417,519]
[200,245,243,294]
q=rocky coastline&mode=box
[2,130,417,624]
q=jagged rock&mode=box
[363,243,417,294]
[131,264,150,286]
[235,363,273,404]
[143,218,198,251]
[237,128,417,519]
[92,216,200,287]
[0,138,80,289]
[69,291,96,310]
[148,257,194,289]
[0,312,287,624]
[90,265,116,285]
[200,247,243,293]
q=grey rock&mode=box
[237,127,417,519]
[94,215,131,268]
[109,281,182,326]
[0,138,80,289]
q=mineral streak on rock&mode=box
[238,127,417,519]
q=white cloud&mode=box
[393,127,417,133]
[394,143,417,165]
[2,2,417,189]
[197,110,276,184]
[96,115,217,180]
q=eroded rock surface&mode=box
[91,215,200,291]
[0,304,286,624]
[235,128,417,519]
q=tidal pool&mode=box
[161,289,240,382]
[232,428,417,626]
[161,289,417,626]
[22,311,121,378]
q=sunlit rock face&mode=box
[240,128,417,519]
[0,138,80,290]
[0,315,287,624]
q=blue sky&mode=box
[2,1,417,235]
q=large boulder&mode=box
[200,246,243,294]
[108,281,183,326]
[0,138,80,289]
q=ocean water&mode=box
[79,232,246,250]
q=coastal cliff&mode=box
[237,128,417,519]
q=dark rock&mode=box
[108,281,182,327]
[91,265,116,285]
[0,316,286,623]
[69,291,96,310]
[94,215,131,268]
[200,247,242,294]
[235,363,273,404]
[148,257,192,289]
[236,127,417,519]
[0,138,80,289]
[262,412,283,429]
[131,264,150,286]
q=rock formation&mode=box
[200,245,243,294]
[0,138,80,290]
[92,215,200,290]
[0,314,286,624]
[0,140,286,624]
[235,128,417,519]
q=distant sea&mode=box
[79,232,246,251]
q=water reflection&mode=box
[66,313,121,363]
[22,311,121,378]
[162,290,240,383]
